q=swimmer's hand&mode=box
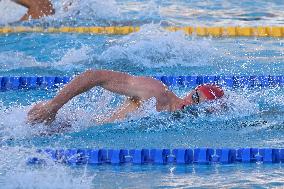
[27,101,58,125]
[91,98,141,125]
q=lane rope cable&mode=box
[0,75,283,91]
[28,148,284,165]
[0,26,283,37]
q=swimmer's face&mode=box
[183,89,208,106]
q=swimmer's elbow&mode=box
[80,70,107,86]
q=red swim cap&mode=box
[196,84,224,100]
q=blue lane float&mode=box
[155,75,284,88]
[0,76,71,91]
[27,148,284,165]
[0,75,284,91]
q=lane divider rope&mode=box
[0,75,283,91]
[0,26,283,37]
[28,148,284,165]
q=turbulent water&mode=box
[0,0,284,188]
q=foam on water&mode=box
[0,146,93,189]
[0,24,221,73]
[52,0,121,22]
[6,25,282,76]
[1,0,284,26]
[0,87,122,140]
[99,24,219,68]
[125,89,260,133]
[0,45,92,72]
[0,0,122,25]
[53,24,222,72]
[119,0,161,23]
[56,46,93,71]
[1,86,283,141]
[0,51,39,71]
[0,88,283,188]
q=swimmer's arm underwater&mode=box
[94,98,141,124]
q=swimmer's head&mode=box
[183,84,224,106]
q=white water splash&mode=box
[0,25,221,71]
[52,0,121,20]
[56,46,93,70]
[0,102,94,139]
[0,51,40,71]
[0,103,34,141]
[0,147,93,189]
[196,90,260,121]
[99,24,219,68]
[124,97,158,122]
[119,0,161,21]
[0,45,92,71]
[255,88,284,106]
[0,0,122,24]
[0,88,119,139]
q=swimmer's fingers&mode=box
[27,109,44,123]
[28,101,47,113]
[27,114,46,125]
[27,101,53,125]
[28,115,54,125]
[27,100,60,125]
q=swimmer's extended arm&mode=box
[94,98,141,124]
[50,70,144,110]
[28,70,162,124]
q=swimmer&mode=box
[12,0,55,20]
[27,70,224,125]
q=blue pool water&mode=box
[0,0,284,188]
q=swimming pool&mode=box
[1,0,284,188]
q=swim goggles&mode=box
[191,90,200,104]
